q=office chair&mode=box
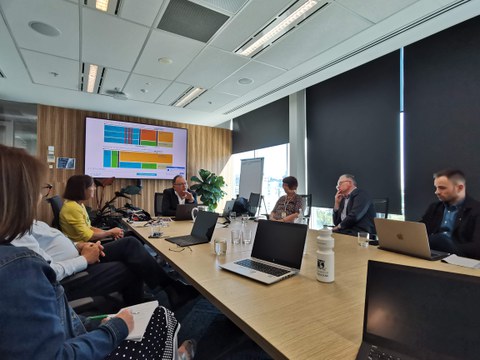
[298,194,313,225]
[372,198,389,219]
[46,195,64,230]
[154,192,164,216]
[248,192,262,217]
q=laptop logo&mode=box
[396,233,404,240]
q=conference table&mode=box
[126,218,480,360]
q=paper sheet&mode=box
[442,254,480,269]
[120,300,158,341]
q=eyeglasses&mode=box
[174,182,187,186]
[336,180,351,186]
[168,245,192,252]
[42,184,53,198]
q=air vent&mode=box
[157,0,229,43]
[0,68,5,78]
[224,0,471,115]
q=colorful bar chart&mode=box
[104,124,173,147]
[103,150,173,169]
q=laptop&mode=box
[374,218,449,261]
[357,260,480,360]
[221,200,235,218]
[219,220,308,285]
[174,203,197,220]
[166,210,219,247]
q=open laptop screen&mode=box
[251,220,308,269]
[363,261,480,360]
[191,211,218,240]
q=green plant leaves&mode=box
[190,169,227,211]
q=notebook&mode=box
[357,260,480,360]
[166,210,219,247]
[174,203,197,220]
[219,220,308,284]
[374,218,449,261]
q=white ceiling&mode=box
[0,0,479,127]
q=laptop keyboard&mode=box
[235,259,289,277]
[368,345,402,360]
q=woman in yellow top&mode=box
[60,175,123,242]
[270,176,303,223]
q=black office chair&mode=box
[46,195,63,230]
[298,194,313,225]
[154,192,164,216]
[248,192,262,217]
[372,198,389,219]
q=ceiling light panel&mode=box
[155,82,192,105]
[81,62,105,93]
[235,0,325,58]
[173,87,206,107]
[84,0,121,15]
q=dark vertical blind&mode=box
[307,51,401,213]
[404,16,480,220]
[232,96,289,154]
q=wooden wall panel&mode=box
[37,105,232,223]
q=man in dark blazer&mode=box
[420,169,480,259]
[332,174,376,235]
[162,175,197,216]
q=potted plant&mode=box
[190,169,227,211]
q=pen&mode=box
[87,314,110,321]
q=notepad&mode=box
[120,300,158,341]
[441,254,480,269]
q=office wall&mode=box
[36,104,232,223]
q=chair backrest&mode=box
[154,192,163,216]
[248,192,261,216]
[298,194,313,222]
[46,195,63,230]
[372,198,389,219]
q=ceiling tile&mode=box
[120,0,166,26]
[21,49,79,90]
[155,82,192,105]
[82,7,150,71]
[134,30,205,80]
[255,3,372,70]
[211,0,292,52]
[123,73,171,102]
[177,46,249,88]
[2,0,79,59]
[214,60,286,96]
[185,89,238,111]
[192,0,249,16]
[336,0,420,24]
[99,68,130,95]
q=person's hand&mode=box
[183,191,193,201]
[93,241,105,257]
[114,309,134,334]
[334,190,343,208]
[109,227,124,239]
[80,242,101,264]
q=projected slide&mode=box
[85,118,187,180]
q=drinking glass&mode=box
[357,232,369,248]
[231,229,241,245]
[229,211,237,223]
[242,229,253,245]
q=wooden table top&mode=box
[126,219,480,360]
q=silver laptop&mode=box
[221,200,235,218]
[220,220,308,285]
[374,218,449,261]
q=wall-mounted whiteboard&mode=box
[239,158,264,199]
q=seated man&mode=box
[162,175,197,216]
[332,174,376,235]
[13,221,194,308]
[420,169,480,259]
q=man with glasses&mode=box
[162,175,197,216]
[332,174,376,235]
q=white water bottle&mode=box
[316,226,334,283]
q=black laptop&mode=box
[357,260,480,360]
[166,210,219,247]
[174,203,197,220]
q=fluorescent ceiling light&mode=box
[173,87,206,107]
[235,0,321,57]
[87,64,98,93]
[96,0,109,12]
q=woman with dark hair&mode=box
[60,174,124,242]
[270,176,303,223]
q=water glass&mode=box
[229,211,237,223]
[214,238,227,256]
[150,225,161,238]
[231,229,241,245]
[242,229,253,244]
[357,232,369,248]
